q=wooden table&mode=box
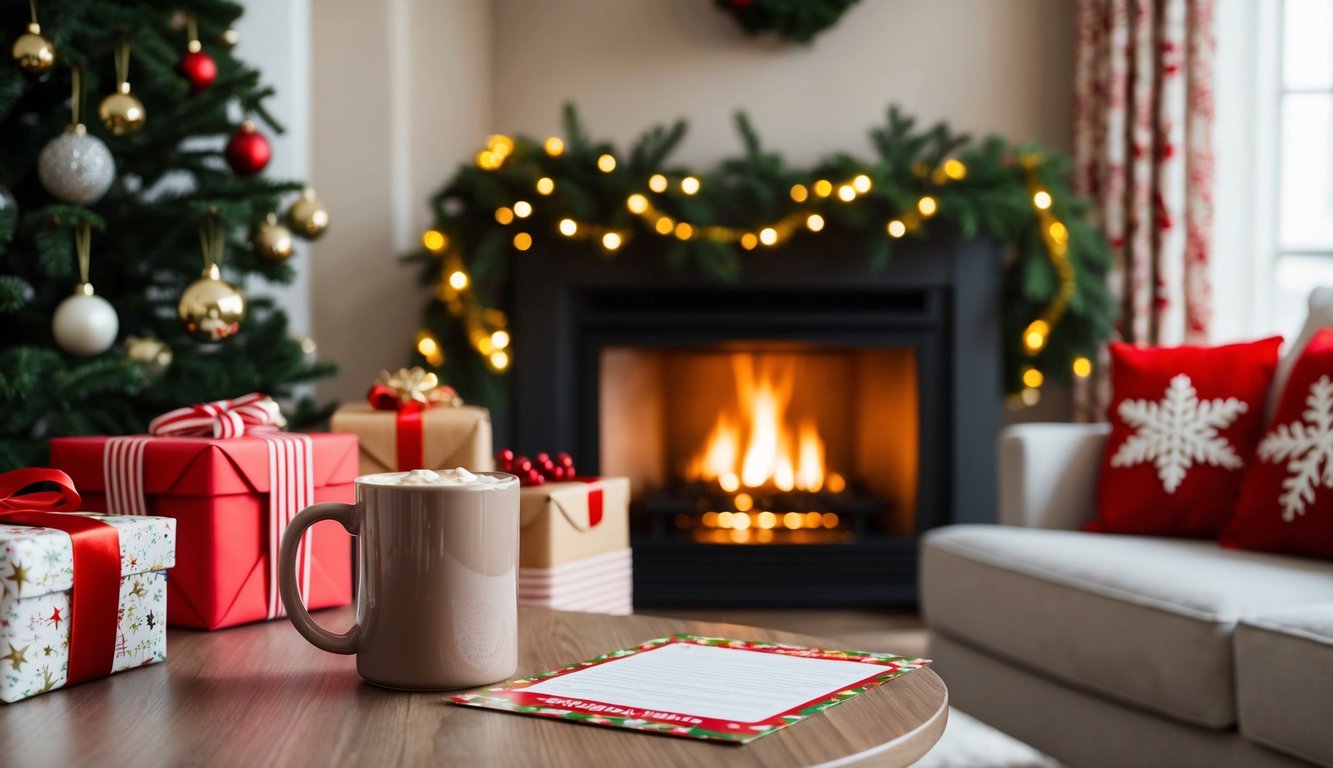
[0,607,947,767]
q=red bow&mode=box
[366,369,460,471]
[0,468,119,687]
[148,392,283,439]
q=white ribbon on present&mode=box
[105,393,313,619]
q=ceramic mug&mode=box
[279,471,520,690]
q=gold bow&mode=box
[373,367,462,408]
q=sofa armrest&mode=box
[998,422,1109,529]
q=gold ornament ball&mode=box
[178,265,246,343]
[98,84,146,136]
[287,188,329,240]
[125,335,173,374]
[253,214,295,262]
[12,24,55,74]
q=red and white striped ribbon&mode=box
[148,392,282,439]
[105,394,312,619]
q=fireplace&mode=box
[511,234,1002,607]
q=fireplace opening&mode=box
[600,343,919,547]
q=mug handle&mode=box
[280,501,361,654]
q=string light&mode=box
[654,216,674,235]
[512,232,532,251]
[648,174,668,193]
[887,220,907,238]
[490,350,510,371]
[675,222,694,240]
[601,232,623,251]
[943,158,967,179]
[806,214,824,232]
[1073,356,1093,378]
[790,184,809,203]
[836,184,856,202]
[917,196,938,217]
[1033,190,1052,210]
[536,177,555,195]
[680,176,701,195]
[852,174,872,193]
[626,194,649,214]
[1022,368,1044,388]
[1020,387,1041,406]
[759,227,778,246]
[813,179,833,198]
[491,330,510,350]
[422,230,447,253]
[559,218,578,236]
[597,154,616,172]
[448,271,469,290]
[544,137,564,156]
[475,150,501,170]
[1023,319,1049,353]
[495,207,514,225]
[513,200,533,218]
[740,232,759,249]
[415,330,444,366]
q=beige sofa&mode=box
[923,289,1333,767]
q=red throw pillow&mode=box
[1223,328,1333,558]
[1090,337,1283,537]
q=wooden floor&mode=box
[640,608,931,659]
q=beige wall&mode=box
[311,0,1075,413]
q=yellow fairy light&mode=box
[558,218,578,237]
[513,200,533,218]
[1023,319,1050,353]
[476,150,500,170]
[421,230,447,253]
[680,176,701,195]
[448,270,469,290]
[648,174,668,193]
[837,184,856,202]
[790,184,809,203]
[491,330,510,350]
[535,177,555,195]
[544,137,564,156]
[487,135,514,157]
[943,158,967,180]
[1022,368,1044,388]
[852,174,872,193]
[1020,386,1041,406]
[495,207,514,225]
[601,232,623,251]
[1033,190,1053,210]
[1072,356,1093,378]
[806,214,825,232]
[490,350,510,371]
[886,219,907,238]
[740,232,759,250]
[1049,221,1069,243]
[675,222,694,240]
[512,232,533,251]
[415,331,443,366]
[597,154,616,173]
[918,196,938,217]
[654,216,675,235]
[626,194,649,214]
[759,227,778,246]
[813,179,833,198]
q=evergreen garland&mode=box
[0,1,335,471]
[409,105,1116,409]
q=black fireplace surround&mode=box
[510,235,1002,607]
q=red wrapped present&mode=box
[49,393,357,630]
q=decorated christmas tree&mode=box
[0,1,334,470]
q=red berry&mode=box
[499,448,515,463]
[557,452,574,467]
[536,452,551,465]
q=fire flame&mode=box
[687,355,826,492]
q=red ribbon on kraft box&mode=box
[0,468,119,686]
[367,368,462,471]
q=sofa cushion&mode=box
[921,525,1333,728]
[1235,604,1333,767]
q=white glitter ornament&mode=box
[53,287,118,356]
[39,125,115,205]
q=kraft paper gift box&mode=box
[0,510,176,703]
[331,403,494,475]
[518,477,632,615]
[49,433,357,630]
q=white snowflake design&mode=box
[1110,373,1248,493]
[1257,375,1333,522]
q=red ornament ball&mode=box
[225,121,271,177]
[177,48,217,93]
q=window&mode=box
[1270,0,1333,337]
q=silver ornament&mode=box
[38,125,115,205]
[52,283,119,356]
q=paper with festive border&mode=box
[448,634,930,744]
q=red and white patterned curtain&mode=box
[1072,0,1216,419]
